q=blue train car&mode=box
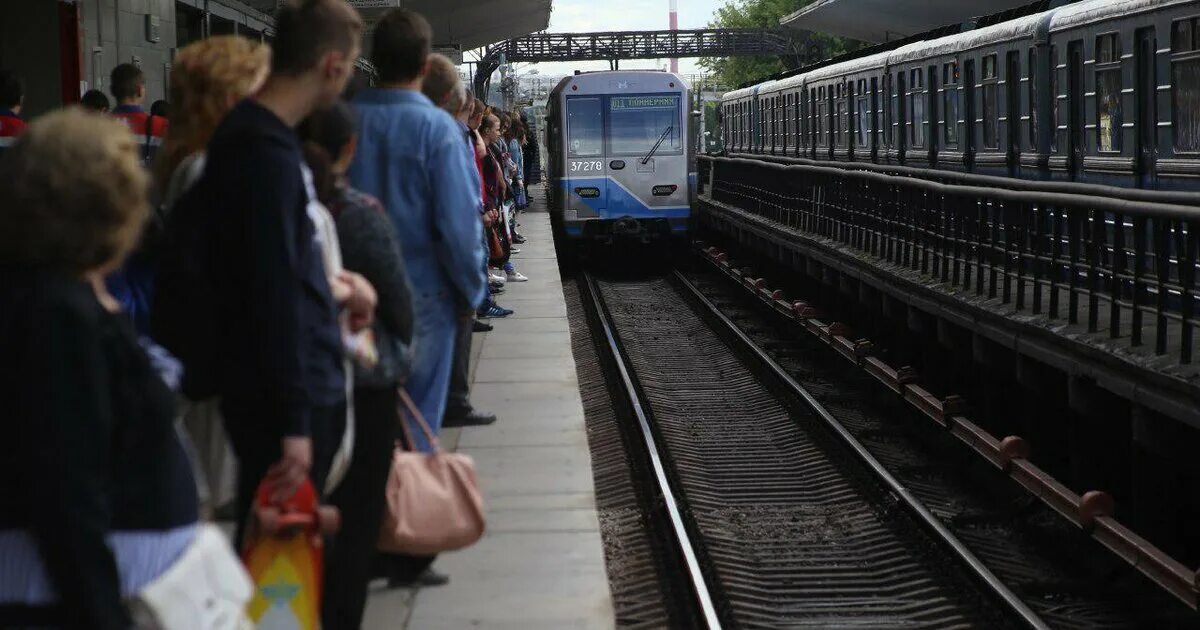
[545,71,694,243]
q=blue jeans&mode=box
[404,290,457,452]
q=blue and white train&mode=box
[545,70,694,243]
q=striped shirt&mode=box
[0,525,196,604]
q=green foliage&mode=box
[700,0,861,89]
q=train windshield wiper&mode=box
[641,126,674,165]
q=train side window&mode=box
[566,97,603,157]
[943,62,959,147]
[982,54,999,149]
[1095,33,1124,153]
[1171,17,1200,152]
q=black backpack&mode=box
[150,178,222,399]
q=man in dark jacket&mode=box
[167,0,368,534]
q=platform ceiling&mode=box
[241,0,551,49]
[780,0,1035,43]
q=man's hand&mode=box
[337,270,377,332]
[329,274,353,304]
[267,436,312,503]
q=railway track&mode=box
[578,271,1048,629]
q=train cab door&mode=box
[564,96,608,225]
[1135,27,1158,187]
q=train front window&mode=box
[607,95,683,156]
[1171,17,1200,152]
[567,97,603,157]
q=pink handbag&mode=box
[378,389,486,555]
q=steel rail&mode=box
[671,269,1052,630]
[580,273,724,630]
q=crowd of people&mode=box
[0,1,541,628]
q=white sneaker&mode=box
[489,270,506,284]
[506,270,529,282]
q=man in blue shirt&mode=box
[347,9,486,450]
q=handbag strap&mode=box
[397,387,441,452]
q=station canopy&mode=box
[780,0,1036,43]
[347,0,553,52]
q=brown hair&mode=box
[372,9,432,83]
[110,63,144,102]
[155,36,270,191]
[420,53,462,112]
[273,0,364,77]
[0,108,149,274]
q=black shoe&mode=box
[473,320,493,332]
[443,409,498,427]
[512,234,527,244]
[388,568,450,589]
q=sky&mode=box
[479,0,729,80]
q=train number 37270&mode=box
[570,160,605,172]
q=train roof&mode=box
[719,0,1198,104]
[799,49,892,84]
[889,11,1049,64]
[1049,0,1194,33]
[549,70,689,100]
[724,81,775,101]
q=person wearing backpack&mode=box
[153,0,370,543]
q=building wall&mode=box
[80,0,179,109]
[0,0,273,119]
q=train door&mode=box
[1007,51,1022,176]
[564,96,608,222]
[1067,41,1084,177]
[896,70,907,161]
[963,59,976,167]
[870,76,880,161]
[1135,27,1158,187]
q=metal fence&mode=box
[700,155,1200,364]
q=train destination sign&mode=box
[610,96,677,110]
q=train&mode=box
[720,0,1200,190]
[545,70,695,243]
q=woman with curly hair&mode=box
[155,36,271,520]
[155,35,271,202]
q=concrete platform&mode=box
[363,201,615,629]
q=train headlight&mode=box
[652,185,678,196]
[574,187,601,198]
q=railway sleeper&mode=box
[698,243,1200,611]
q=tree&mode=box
[700,0,860,89]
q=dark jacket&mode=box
[186,99,344,437]
[0,268,198,629]
[330,183,415,389]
